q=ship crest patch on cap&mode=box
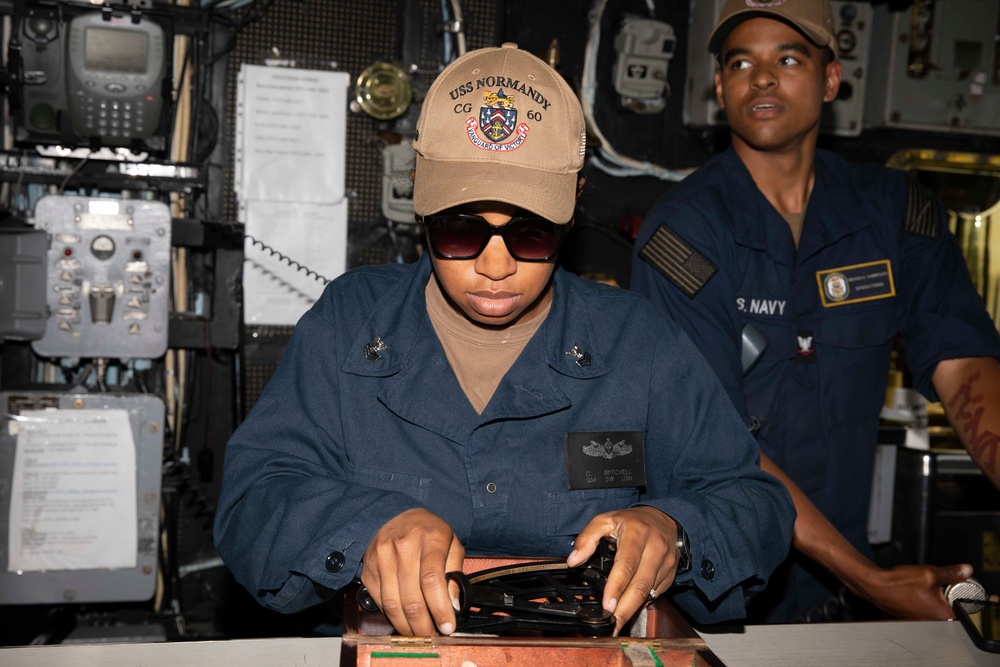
[467,88,529,152]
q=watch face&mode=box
[91,235,115,260]
[675,524,692,574]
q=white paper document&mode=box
[235,64,349,205]
[7,409,137,572]
[235,63,351,326]
[242,199,348,326]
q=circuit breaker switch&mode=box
[88,284,116,324]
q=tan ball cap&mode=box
[708,0,838,59]
[412,42,586,224]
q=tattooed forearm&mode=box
[946,371,1000,471]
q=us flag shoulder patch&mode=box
[639,226,718,298]
[904,179,939,239]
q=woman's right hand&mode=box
[361,508,465,636]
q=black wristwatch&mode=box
[675,523,692,575]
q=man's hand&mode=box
[760,451,978,620]
[851,562,972,620]
[567,506,681,635]
[361,508,465,636]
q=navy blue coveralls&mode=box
[631,146,1000,621]
[214,254,795,625]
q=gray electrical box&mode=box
[865,1,1000,136]
[0,392,164,604]
[381,143,415,224]
[613,17,676,113]
[0,228,48,341]
[683,0,872,136]
[30,195,172,361]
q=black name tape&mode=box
[564,431,646,490]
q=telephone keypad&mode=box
[73,94,152,139]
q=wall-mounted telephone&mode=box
[13,5,171,153]
[66,11,167,148]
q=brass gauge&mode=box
[355,62,412,120]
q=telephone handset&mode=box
[65,11,167,147]
[15,4,69,139]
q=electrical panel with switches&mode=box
[30,195,172,361]
[864,0,1000,135]
[0,391,164,604]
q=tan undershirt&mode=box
[425,274,548,414]
[782,211,806,247]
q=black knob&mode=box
[26,17,57,41]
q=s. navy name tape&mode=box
[639,226,718,298]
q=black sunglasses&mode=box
[418,213,569,262]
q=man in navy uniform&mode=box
[632,0,1000,623]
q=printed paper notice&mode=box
[7,409,137,572]
[235,64,349,204]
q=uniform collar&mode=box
[341,255,609,435]
[721,147,873,265]
[719,148,775,254]
[796,150,873,263]
[341,255,434,378]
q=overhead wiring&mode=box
[204,0,279,67]
[441,0,453,63]
[448,0,467,58]
[579,0,693,181]
[201,0,255,9]
[440,0,467,63]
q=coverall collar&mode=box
[721,147,873,266]
[341,254,609,437]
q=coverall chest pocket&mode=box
[349,463,432,505]
[545,487,640,538]
[814,307,896,428]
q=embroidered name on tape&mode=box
[564,431,646,489]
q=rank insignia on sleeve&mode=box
[639,226,718,298]
[904,179,940,239]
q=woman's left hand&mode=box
[568,506,681,635]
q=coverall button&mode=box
[486,482,497,493]
[700,559,715,580]
[325,551,346,572]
